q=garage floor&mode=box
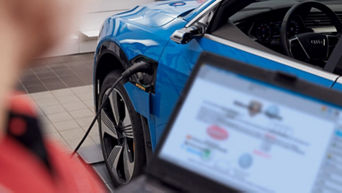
[20,53,115,192]
[21,54,96,149]
[16,1,156,191]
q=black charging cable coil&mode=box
[71,61,152,157]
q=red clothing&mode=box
[0,93,106,193]
[0,137,106,193]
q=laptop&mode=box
[117,52,342,193]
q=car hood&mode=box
[115,0,205,27]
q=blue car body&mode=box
[94,0,342,149]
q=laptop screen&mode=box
[159,64,342,193]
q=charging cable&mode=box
[71,61,152,157]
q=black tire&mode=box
[98,71,145,187]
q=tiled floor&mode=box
[21,54,115,191]
[28,85,98,150]
[21,54,98,150]
[19,53,93,93]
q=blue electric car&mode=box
[93,0,342,186]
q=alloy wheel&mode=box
[100,88,135,184]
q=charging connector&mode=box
[71,61,153,157]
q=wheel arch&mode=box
[94,40,153,160]
[94,41,129,111]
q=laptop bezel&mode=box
[147,52,342,193]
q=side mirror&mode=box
[170,23,206,44]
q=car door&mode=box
[149,1,340,147]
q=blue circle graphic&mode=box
[238,153,253,169]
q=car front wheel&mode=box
[98,71,145,187]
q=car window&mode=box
[223,0,342,74]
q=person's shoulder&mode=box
[0,137,56,193]
[1,92,106,193]
[46,140,107,193]
[7,92,37,117]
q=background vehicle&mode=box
[93,0,342,186]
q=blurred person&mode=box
[0,0,106,192]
